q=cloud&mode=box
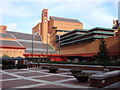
[49,2,117,29]
[1,2,34,18]
[118,1,120,22]
[90,8,116,24]
[0,2,4,24]
[0,0,119,2]
[7,23,17,31]
[0,1,118,34]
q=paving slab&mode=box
[4,69,30,73]
[34,75,72,81]
[1,68,119,89]
[62,79,90,87]
[33,84,69,88]
[2,79,40,88]
[2,74,17,79]
[16,72,48,77]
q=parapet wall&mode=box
[0,25,7,33]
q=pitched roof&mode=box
[18,41,53,50]
[0,33,15,39]
[3,31,57,54]
[51,16,81,23]
[7,31,42,41]
[0,40,22,47]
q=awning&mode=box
[13,57,25,60]
[0,57,25,60]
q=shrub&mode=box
[41,66,49,69]
[73,73,91,82]
[37,61,120,66]
[2,60,15,66]
[48,66,59,73]
[2,60,15,69]
[97,39,109,61]
[70,69,82,74]
[16,64,27,69]
[2,65,15,70]
[2,54,10,58]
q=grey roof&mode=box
[0,33,15,39]
[7,31,42,41]
[25,50,58,54]
[1,31,58,54]
[1,40,22,47]
[19,41,54,50]
[51,16,81,23]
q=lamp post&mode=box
[32,30,39,62]
[32,33,34,62]
[58,32,61,61]
[46,30,48,61]
[58,35,61,55]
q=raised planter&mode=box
[73,73,91,82]
[16,64,27,69]
[48,66,59,73]
[2,65,15,70]
[70,69,82,74]
[90,70,120,88]
[39,63,120,71]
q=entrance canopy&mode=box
[0,57,25,60]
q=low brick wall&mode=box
[90,70,120,88]
[28,63,120,71]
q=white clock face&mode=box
[44,20,47,22]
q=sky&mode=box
[0,0,119,34]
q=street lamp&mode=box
[58,32,61,61]
[32,30,39,62]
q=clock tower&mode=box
[41,9,48,44]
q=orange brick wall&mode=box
[41,9,48,44]
[53,20,83,31]
[49,18,83,50]
[60,36,119,55]
[33,23,41,35]
[0,37,17,41]
[0,48,25,57]
[0,25,7,33]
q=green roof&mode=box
[89,27,115,31]
[60,36,109,46]
[93,31,114,35]
[74,29,88,32]
[56,32,85,42]
[56,30,71,32]
[58,30,114,43]
[60,33,85,43]
[58,27,114,41]
[60,29,87,37]
[56,33,76,41]
[52,27,57,29]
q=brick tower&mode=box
[41,9,48,44]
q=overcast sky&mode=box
[0,0,119,34]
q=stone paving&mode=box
[0,68,120,89]
[0,68,91,89]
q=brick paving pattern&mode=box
[0,68,120,89]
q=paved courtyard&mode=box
[0,68,120,89]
